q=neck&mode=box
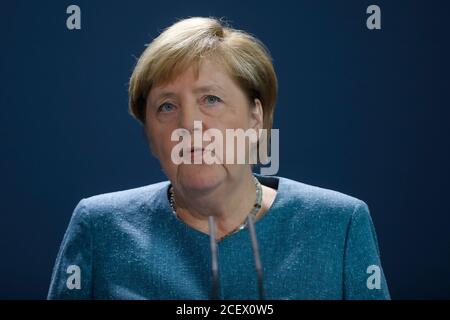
[172,169,259,240]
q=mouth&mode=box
[189,147,205,162]
[190,146,205,153]
[180,146,205,157]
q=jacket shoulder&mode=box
[75,181,169,222]
[278,176,369,219]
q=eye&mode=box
[202,95,222,106]
[157,102,175,113]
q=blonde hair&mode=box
[128,17,277,136]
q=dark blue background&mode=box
[1,0,449,299]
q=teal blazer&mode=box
[48,174,390,299]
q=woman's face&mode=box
[145,58,263,193]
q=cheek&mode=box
[145,124,166,156]
[219,108,252,130]
[151,134,175,157]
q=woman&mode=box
[48,17,390,300]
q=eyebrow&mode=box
[192,84,225,94]
[153,84,225,102]
[153,91,177,101]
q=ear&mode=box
[249,98,264,163]
[250,98,264,133]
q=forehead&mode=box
[148,59,238,99]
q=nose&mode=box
[178,100,205,133]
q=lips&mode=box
[190,146,204,153]
[180,146,204,157]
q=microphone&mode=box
[207,214,265,300]
[208,216,220,300]
[247,214,265,300]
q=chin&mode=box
[176,164,226,192]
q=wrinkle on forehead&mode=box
[148,58,234,101]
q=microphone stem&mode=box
[208,216,220,300]
[247,214,265,300]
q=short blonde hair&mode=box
[128,17,278,136]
